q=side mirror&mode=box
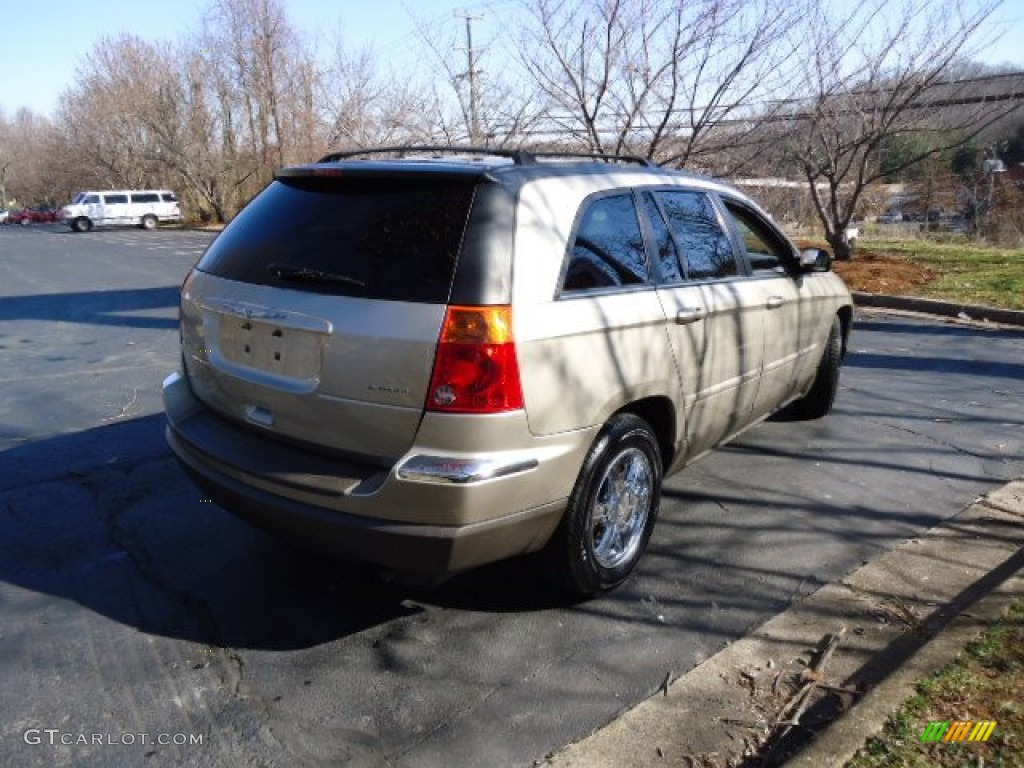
[799,248,832,272]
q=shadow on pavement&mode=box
[0,414,577,654]
[0,286,179,330]
[845,351,1024,380]
[859,318,1024,339]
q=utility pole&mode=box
[457,12,483,145]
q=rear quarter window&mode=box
[195,176,477,303]
[561,193,650,294]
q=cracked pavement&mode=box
[1,224,1022,766]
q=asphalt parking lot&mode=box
[1,223,1022,767]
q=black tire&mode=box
[544,413,662,597]
[72,217,92,232]
[786,316,842,420]
[140,214,157,230]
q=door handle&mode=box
[766,295,785,309]
[676,307,707,324]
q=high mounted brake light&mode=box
[427,306,524,414]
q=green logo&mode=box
[920,720,996,742]
[920,721,950,742]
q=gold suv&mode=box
[163,147,853,596]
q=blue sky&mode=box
[1,0,1023,118]
[0,0,514,117]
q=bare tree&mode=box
[57,36,207,212]
[777,0,1021,259]
[0,112,13,208]
[55,32,204,206]
[203,0,319,168]
[4,105,91,206]
[318,33,444,150]
[517,0,797,166]
[405,8,545,148]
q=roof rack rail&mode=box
[318,146,537,164]
[317,145,656,167]
[528,150,655,167]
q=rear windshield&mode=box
[195,176,477,302]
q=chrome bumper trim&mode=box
[396,455,539,485]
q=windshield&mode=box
[196,175,477,302]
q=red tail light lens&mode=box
[427,306,524,413]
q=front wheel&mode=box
[785,316,843,420]
[72,217,92,232]
[544,413,662,597]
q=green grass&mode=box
[845,599,1024,768]
[860,238,1024,310]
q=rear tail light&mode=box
[427,305,524,413]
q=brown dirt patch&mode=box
[796,241,939,295]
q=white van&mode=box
[63,190,182,232]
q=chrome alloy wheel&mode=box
[588,447,653,569]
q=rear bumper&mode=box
[163,371,571,575]
[169,426,563,574]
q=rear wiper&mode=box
[268,264,366,289]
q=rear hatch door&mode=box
[181,169,481,463]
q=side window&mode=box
[722,201,793,274]
[562,193,650,293]
[131,193,159,204]
[640,192,684,284]
[83,195,99,204]
[105,194,128,204]
[161,192,178,203]
[656,191,737,280]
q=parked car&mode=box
[62,189,182,232]
[876,210,903,224]
[0,209,8,224]
[6,208,32,225]
[945,215,971,234]
[30,206,62,223]
[164,146,853,596]
[5,206,62,224]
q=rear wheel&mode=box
[140,214,157,230]
[544,413,662,597]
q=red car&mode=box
[7,207,63,224]
[5,208,31,225]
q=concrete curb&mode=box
[545,479,1024,768]
[788,565,1024,767]
[852,292,1024,327]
